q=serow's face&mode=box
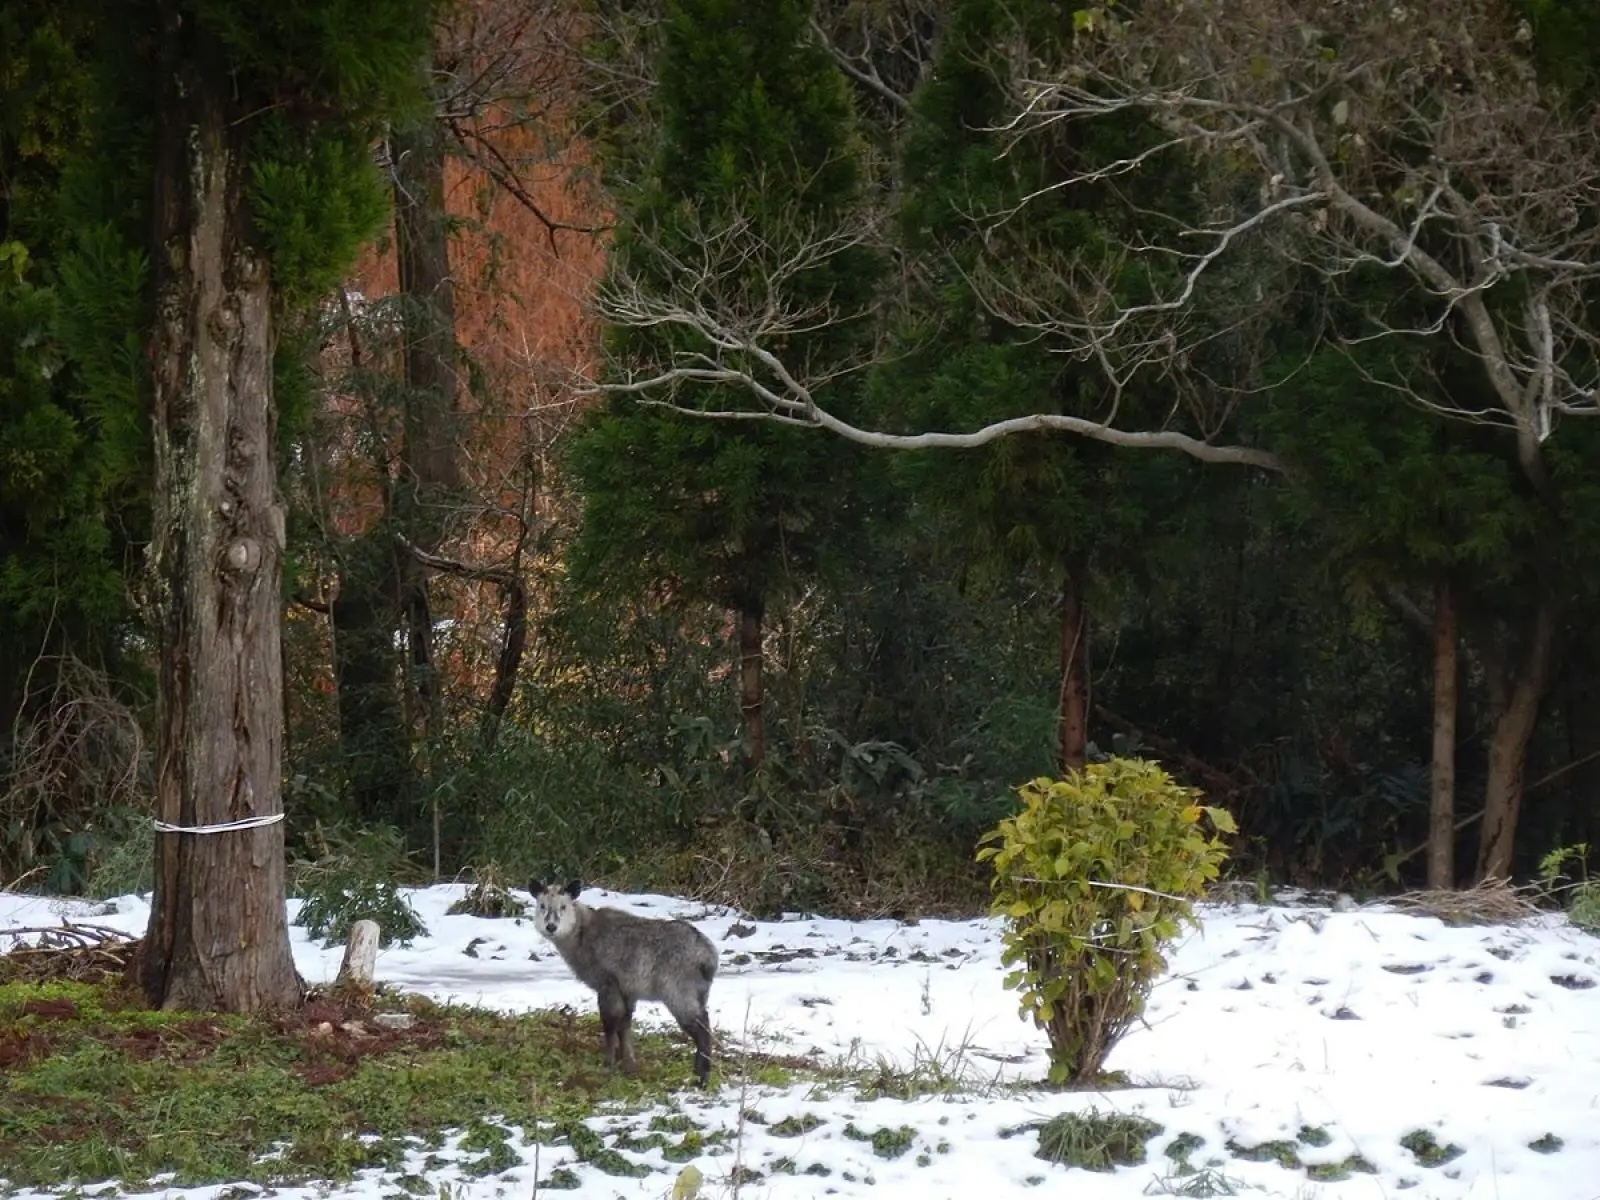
[535,888,577,939]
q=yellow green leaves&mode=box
[977,756,1235,1083]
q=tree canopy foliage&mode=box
[3,0,1599,917]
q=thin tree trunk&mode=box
[143,0,298,1011]
[331,546,411,827]
[330,101,461,831]
[391,87,462,734]
[1058,566,1089,773]
[1476,598,1561,882]
[482,577,528,745]
[739,601,766,769]
[1427,577,1458,890]
[388,534,529,750]
[391,105,461,506]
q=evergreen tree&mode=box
[0,0,431,1006]
[880,0,1228,770]
[568,0,881,769]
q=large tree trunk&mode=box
[1058,566,1089,773]
[1476,598,1561,882]
[1427,578,1458,889]
[142,1,299,1012]
[738,600,766,769]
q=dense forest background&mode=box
[3,0,1599,917]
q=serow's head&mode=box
[528,879,583,940]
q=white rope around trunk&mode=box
[152,813,285,834]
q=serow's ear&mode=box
[564,879,583,899]
[528,879,544,898]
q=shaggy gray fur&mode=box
[527,879,718,1085]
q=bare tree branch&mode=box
[981,0,1600,488]
[808,0,943,120]
[587,206,1284,470]
[810,18,912,114]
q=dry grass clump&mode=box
[1390,877,1542,926]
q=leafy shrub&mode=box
[978,758,1235,1083]
[1538,843,1600,935]
[289,824,427,947]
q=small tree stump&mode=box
[336,920,380,989]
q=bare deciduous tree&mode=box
[989,0,1600,485]
[591,202,1287,469]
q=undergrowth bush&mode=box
[289,824,427,947]
[460,728,694,884]
[1539,844,1600,935]
[978,758,1235,1083]
[446,868,527,918]
[1,657,151,893]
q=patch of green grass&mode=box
[611,1130,670,1153]
[842,1122,917,1160]
[1528,1133,1564,1154]
[1035,1110,1163,1171]
[0,978,793,1190]
[661,1131,707,1161]
[1399,1128,1464,1168]
[457,1119,519,1177]
[1296,1125,1331,1147]
[1225,1139,1302,1168]
[848,1049,976,1100]
[1162,1130,1206,1177]
[770,1113,825,1137]
[648,1113,702,1134]
[1305,1154,1376,1181]
[1154,1165,1244,1196]
[586,1148,650,1178]
[540,1166,582,1189]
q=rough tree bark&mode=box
[1058,567,1089,773]
[1477,598,1561,882]
[142,0,299,1012]
[738,599,766,769]
[1428,578,1458,890]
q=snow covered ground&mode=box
[3,883,1599,1200]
